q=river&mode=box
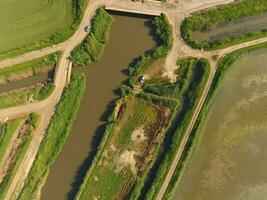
[40,11,156,200]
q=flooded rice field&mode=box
[173,48,267,200]
[193,12,267,42]
[40,12,156,200]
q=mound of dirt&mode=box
[131,127,146,143]
[116,151,137,174]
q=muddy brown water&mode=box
[192,12,267,42]
[40,12,156,200]
[172,48,267,200]
[0,73,51,93]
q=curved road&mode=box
[1,0,267,199]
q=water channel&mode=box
[172,48,267,200]
[0,72,51,93]
[40,12,156,200]
[192,12,267,42]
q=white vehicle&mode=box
[139,75,145,84]
[84,24,91,32]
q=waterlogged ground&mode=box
[173,48,267,200]
[192,12,267,42]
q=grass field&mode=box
[0,113,40,200]
[76,95,175,200]
[0,118,24,167]
[0,0,86,59]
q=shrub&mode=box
[69,8,113,65]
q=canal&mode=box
[0,72,52,93]
[172,48,267,200]
[192,12,267,42]
[40,11,156,200]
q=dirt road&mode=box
[0,0,267,199]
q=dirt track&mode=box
[1,0,267,199]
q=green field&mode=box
[76,95,176,200]
[0,0,86,59]
[0,113,40,200]
[0,118,24,167]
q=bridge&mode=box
[105,5,161,16]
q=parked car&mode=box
[84,24,91,32]
[139,75,145,84]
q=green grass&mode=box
[0,0,87,60]
[0,82,55,109]
[181,0,267,50]
[70,8,113,65]
[0,118,24,167]
[76,95,175,200]
[0,113,40,200]
[142,58,210,200]
[0,52,60,82]
[18,74,86,200]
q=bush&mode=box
[143,58,210,200]
[127,14,173,82]
[70,8,113,65]
[18,74,86,199]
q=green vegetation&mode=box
[0,0,88,60]
[0,53,60,109]
[74,13,201,200]
[70,8,113,65]
[76,95,177,200]
[18,74,86,199]
[127,14,173,83]
[0,118,23,166]
[0,82,55,109]
[75,56,210,200]
[181,0,267,50]
[161,42,267,199]
[140,58,210,200]
[0,113,40,200]
[0,52,60,83]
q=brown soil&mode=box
[144,59,165,80]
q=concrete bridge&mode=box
[105,5,161,16]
